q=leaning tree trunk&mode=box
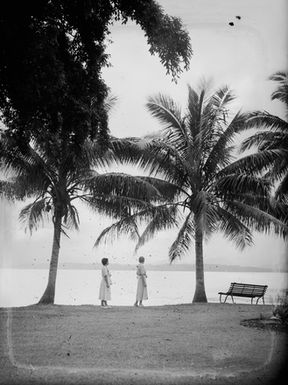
[38,208,62,304]
[192,220,207,303]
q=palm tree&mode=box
[96,82,285,302]
[0,129,162,304]
[241,71,288,225]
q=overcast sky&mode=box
[0,0,287,270]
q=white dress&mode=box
[136,263,148,301]
[99,266,112,301]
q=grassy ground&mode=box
[0,303,287,384]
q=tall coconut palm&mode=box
[241,71,288,224]
[96,82,285,302]
[0,128,163,304]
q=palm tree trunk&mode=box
[38,208,62,304]
[192,220,207,303]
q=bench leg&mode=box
[220,294,237,304]
[255,297,263,305]
[223,295,231,303]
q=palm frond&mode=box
[275,172,288,199]
[204,86,235,126]
[1,138,55,196]
[187,81,212,140]
[221,150,284,176]
[189,86,236,167]
[271,85,288,105]
[94,201,180,249]
[186,85,200,133]
[0,178,26,201]
[0,135,32,174]
[201,200,222,237]
[84,172,162,202]
[14,172,51,198]
[240,131,282,152]
[244,111,288,132]
[186,85,206,153]
[138,176,183,201]
[146,95,189,151]
[270,71,288,83]
[169,212,194,262]
[269,196,288,228]
[80,139,118,169]
[223,200,287,237]
[94,215,140,247]
[106,136,146,166]
[60,227,71,239]
[217,206,253,249]
[266,155,288,183]
[269,71,288,105]
[215,174,271,200]
[63,203,80,231]
[136,141,189,186]
[110,138,189,188]
[135,204,179,252]
[204,111,247,176]
[82,194,153,219]
[19,198,48,234]
[103,94,118,114]
[146,94,183,130]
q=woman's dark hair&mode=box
[101,258,109,266]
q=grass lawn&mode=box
[0,303,287,384]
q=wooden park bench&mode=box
[218,282,268,304]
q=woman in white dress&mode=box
[134,256,148,307]
[99,258,112,308]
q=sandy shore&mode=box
[0,303,287,385]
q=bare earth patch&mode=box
[241,318,288,333]
[0,303,287,384]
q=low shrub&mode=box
[273,290,288,325]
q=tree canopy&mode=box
[0,0,192,151]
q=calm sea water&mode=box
[0,269,287,307]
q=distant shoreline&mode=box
[1,263,286,273]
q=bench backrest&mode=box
[228,282,267,296]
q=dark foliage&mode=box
[0,0,192,152]
[273,291,288,326]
